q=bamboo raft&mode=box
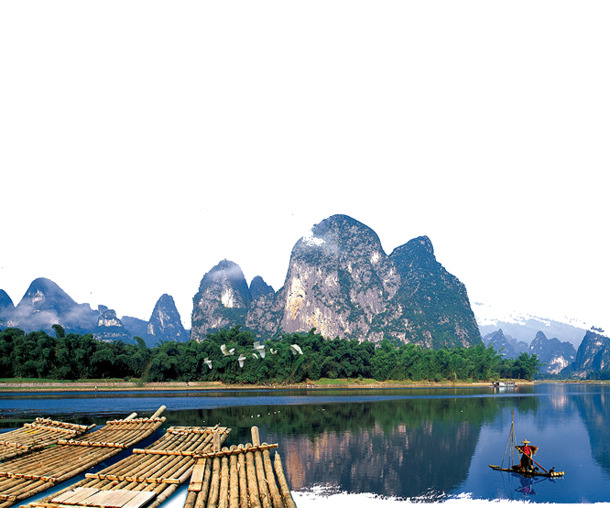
[184,426,296,508]
[24,424,231,508]
[0,418,94,462]
[0,406,166,508]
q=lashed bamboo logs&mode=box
[0,407,166,508]
[183,426,295,508]
[22,424,230,508]
[0,418,93,462]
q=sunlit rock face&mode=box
[272,215,401,342]
[191,260,252,340]
[94,307,132,343]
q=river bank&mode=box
[0,378,533,392]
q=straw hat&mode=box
[521,439,530,444]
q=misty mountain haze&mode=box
[0,278,186,346]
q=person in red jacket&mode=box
[516,439,538,471]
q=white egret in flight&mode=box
[253,341,266,358]
[221,344,235,356]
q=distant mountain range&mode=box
[481,329,577,375]
[473,301,589,348]
[0,278,186,347]
[2,213,608,377]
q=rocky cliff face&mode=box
[568,330,610,376]
[193,215,482,348]
[94,307,132,343]
[389,236,481,348]
[147,294,188,344]
[530,331,576,375]
[271,214,402,341]
[191,260,252,339]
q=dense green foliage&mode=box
[0,326,541,383]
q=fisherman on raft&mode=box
[515,439,538,472]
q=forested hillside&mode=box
[0,327,540,383]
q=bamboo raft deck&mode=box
[0,407,166,508]
[0,419,94,462]
[184,426,296,508]
[24,424,231,508]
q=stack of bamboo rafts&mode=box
[0,418,94,462]
[24,424,231,508]
[184,426,296,508]
[0,406,166,508]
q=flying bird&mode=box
[252,353,259,359]
[238,353,246,368]
[253,341,266,358]
[269,348,278,355]
[204,358,212,369]
[221,344,235,356]
[290,344,303,355]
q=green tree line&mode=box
[0,326,541,383]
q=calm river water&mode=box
[1,383,609,505]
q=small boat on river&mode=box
[491,381,516,389]
[489,410,564,479]
[489,464,564,478]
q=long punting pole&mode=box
[501,410,518,469]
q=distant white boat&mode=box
[491,381,516,388]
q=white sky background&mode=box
[1,1,609,333]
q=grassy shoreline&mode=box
[0,378,535,392]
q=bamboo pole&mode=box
[251,428,272,508]
[274,453,296,508]
[184,490,198,508]
[151,405,167,419]
[237,446,248,508]
[148,463,196,508]
[262,446,284,508]
[228,446,239,508]
[194,456,213,508]
[207,455,221,508]
[218,450,230,508]
[245,446,261,508]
